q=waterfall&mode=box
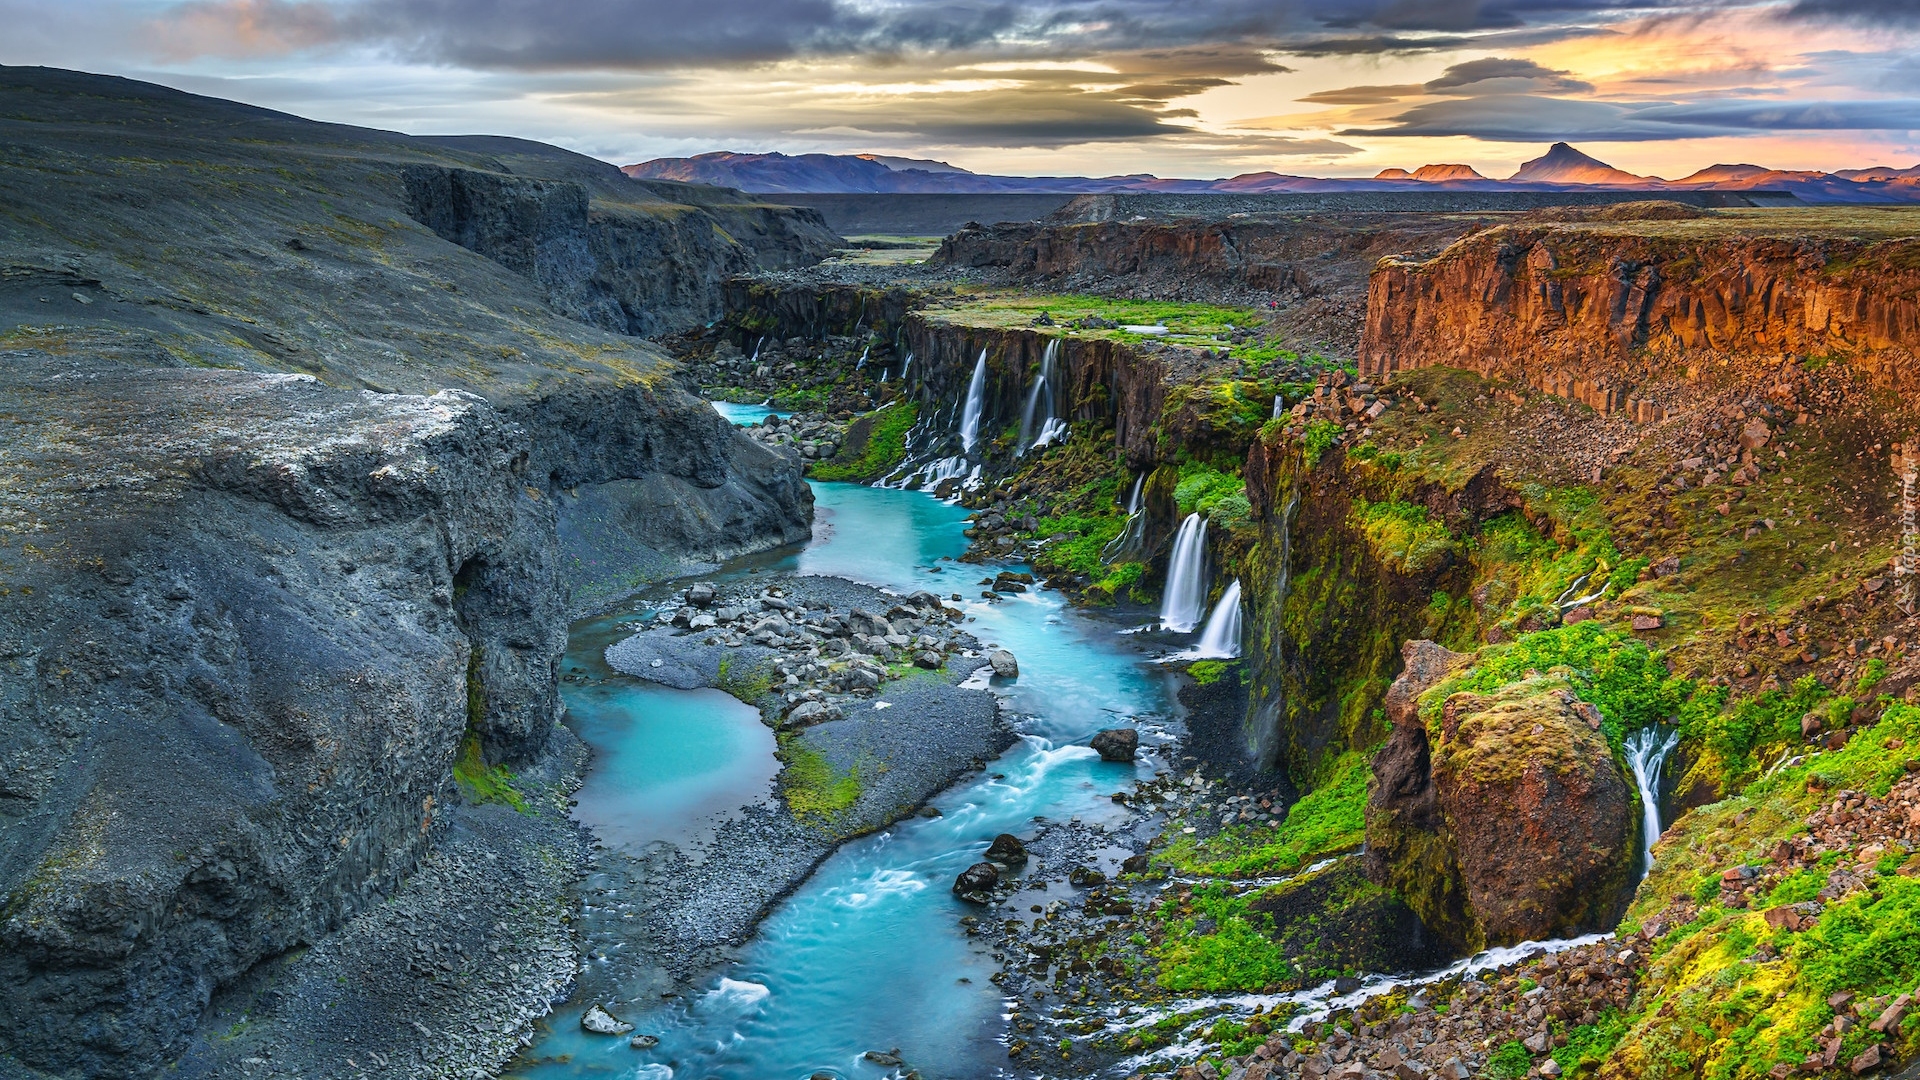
[1190,580,1244,659]
[1272,394,1284,419]
[1625,726,1679,878]
[900,352,912,381]
[1017,339,1060,456]
[958,350,987,453]
[1101,474,1148,563]
[879,368,890,383]
[1160,513,1209,633]
[1250,484,1302,769]
[856,345,869,370]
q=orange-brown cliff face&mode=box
[1360,217,1920,417]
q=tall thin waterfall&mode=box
[1018,339,1062,455]
[1625,726,1680,878]
[1101,473,1148,562]
[1160,513,1209,633]
[856,345,869,370]
[1272,394,1284,419]
[958,350,987,453]
[1250,484,1302,769]
[899,352,912,381]
[1191,580,1244,658]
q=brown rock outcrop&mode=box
[1367,660,1634,951]
[1361,225,1920,414]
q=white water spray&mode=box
[1102,474,1148,563]
[1625,726,1679,877]
[958,350,987,453]
[1160,514,1209,633]
[1189,580,1244,659]
[1018,339,1060,455]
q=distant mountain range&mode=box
[625,142,1920,204]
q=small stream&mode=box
[516,482,1181,1079]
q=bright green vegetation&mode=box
[1422,622,1700,753]
[1087,559,1148,604]
[1158,751,1369,878]
[1174,463,1249,525]
[931,291,1258,349]
[810,402,918,482]
[715,655,778,703]
[1152,881,1299,992]
[776,737,865,820]
[1552,1009,1630,1075]
[1609,703,1920,1079]
[1034,510,1126,576]
[1301,419,1341,466]
[453,734,526,811]
[1353,498,1456,575]
[1487,1040,1533,1078]
[1189,659,1236,686]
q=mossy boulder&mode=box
[1368,647,1634,952]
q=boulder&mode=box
[582,1005,634,1036]
[989,649,1019,678]
[686,582,716,607]
[985,833,1028,861]
[953,862,999,898]
[629,1034,660,1049]
[1368,669,1633,950]
[1090,727,1139,762]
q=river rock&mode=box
[985,833,1028,861]
[582,1005,634,1036]
[687,582,716,607]
[784,700,836,728]
[953,862,999,898]
[629,1034,660,1049]
[1090,727,1138,762]
[989,649,1019,678]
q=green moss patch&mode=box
[810,401,918,482]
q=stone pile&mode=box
[1287,370,1395,427]
[743,411,847,461]
[664,581,970,725]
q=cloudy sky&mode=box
[4,0,1918,178]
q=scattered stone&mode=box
[582,1005,633,1036]
[953,862,999,898]
[1090,727,1139,762]
[986,834,1028,861]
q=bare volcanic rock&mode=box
[1368,649,1633,951]
[1090,727,1139,763]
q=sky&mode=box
[3,0,1919,179]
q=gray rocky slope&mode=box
[0,66,835,1078]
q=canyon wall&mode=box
[0,67,823,1077]
[1361,223,1920,412]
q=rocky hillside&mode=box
[0,67,829,1079]
[1362,204,1920,415]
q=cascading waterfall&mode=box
[1625,726,1680,877]
[1272,394,1284,419]
[1160,513,1210,633]
[1190,580,1244,658]
[1250,483,1302,769]
[856,345,869,370]
[958,350,987,453]
[1101,473,1148,563]
[749,337,764,365]
[899,352,912,381]
[1017,339,1063,456]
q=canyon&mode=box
[7,62,1920,1080]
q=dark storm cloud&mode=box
[1781,0,1920,28]
[1341,94,1920,141]
[153,0,1774,70]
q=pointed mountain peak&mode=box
[1509,142,1650,185]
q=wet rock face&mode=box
[0,366,563,1077]
[1368,645,1632,951]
